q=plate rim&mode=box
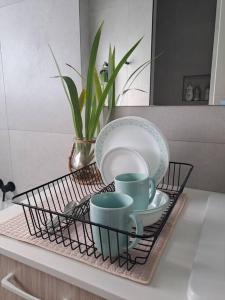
[100,146,150,185]
[96,116,170,184]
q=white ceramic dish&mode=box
[134,190,169,227]
[95,116,169,184]
[100,147,149,185]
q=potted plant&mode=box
[50,23,143,173]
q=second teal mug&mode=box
[90,192,143,257]
[115,173,156,211]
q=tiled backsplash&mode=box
[0,0,80,192]
[109,106,225,193]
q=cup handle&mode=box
[127,214,143,250]
[149,178,156,204]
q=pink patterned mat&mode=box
[0,194,187,284]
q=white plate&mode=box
[134,190,169,227]
[100,147,149,185]
[96,116,169,184]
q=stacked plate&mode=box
[95,116,170,185]
[95,116,170,226]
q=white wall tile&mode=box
[9,130,74,192]
[109,105,225,193]
[169,140,225,193]
[109,105,225,144]
[0,0,81,134]
[0,46,7,130]
[80,0,90,81]
[0,130,12,183]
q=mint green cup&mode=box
[115,173,156,211]
[90,192,143,258]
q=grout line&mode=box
[5,128,74,136]
[169,139,225,145]
[0,127,225,145]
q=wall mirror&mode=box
[80,0,225,106]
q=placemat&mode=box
[0,194,187,284]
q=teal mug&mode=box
[115,173,156,211]
[90,192,143,257]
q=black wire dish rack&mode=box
[13,162,193,271]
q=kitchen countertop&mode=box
[187,192,225,300]
[0,188,211,300]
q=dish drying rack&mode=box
[13,162,193,271]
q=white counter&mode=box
[0,188,210,300]
[188,193,225,300]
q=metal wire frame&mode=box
[13,162,193,271]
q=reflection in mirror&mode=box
[80,0,224,106]
[151,0,217,106]
[79,0,152,106]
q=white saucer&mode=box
[96,116,169,184]
[100,147,149,185]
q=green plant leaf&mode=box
[93,70,103,136]
[107,45,113,109]
[112,47,116,105]
[105,88,147,124]
[48,45,71,105]
[97,121,101,134]
[121,88,148,99]
[121,59,150,93]
[126,63,151,91]
[49,45,80,135]
[79,89,86,111]
[60,76,83,138]
[66,63,84,79]
[89,95,97,132]
[108,45,116,109]
[94,68,102,102]
[85,22,103,139]
[122,51,164,93]
[106,46,116,122]
[90,37,143,137]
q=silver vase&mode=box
[69,138,95,172]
